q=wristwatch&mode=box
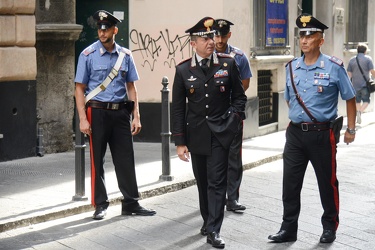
[346,128,356,135]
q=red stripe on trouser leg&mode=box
[330,129,339,230]
[86,107,96,206]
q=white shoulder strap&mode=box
[85,51,126,104]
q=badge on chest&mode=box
[317,85,323,93]
[190,85,195,94]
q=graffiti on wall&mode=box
[129,29,192,71]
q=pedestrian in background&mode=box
[74,10,155,220]
[214,18,252,212]
[347,43,375,124]
[268,14,356,244]
[171,17,246,248]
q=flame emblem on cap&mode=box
[300,15,311,27]
[204,19,214,31]
[99,11,108,21]
[218,20,227,28]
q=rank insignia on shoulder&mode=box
[230,48,244,56]
[285,57,297,67]
[329,56,343,66]
[83,46,95,56]
[178,57,192,66]
[217,53,232,58]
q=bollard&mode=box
[36,126,44,157]
[72,107,88,201]
[159,76,174,181]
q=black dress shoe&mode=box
[226,200,246,212]
[207,231,225,249]
[93,207,107,220]
[122,204,156,216]
[320,229,336,243]
[268,230,297,242]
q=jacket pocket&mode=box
[185,82,203,101]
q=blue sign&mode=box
[266,0,288,47]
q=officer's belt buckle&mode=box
[301,123,309,131]
[107,103,119,110]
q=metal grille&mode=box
[348,0,368,43]
[258,70,273,126]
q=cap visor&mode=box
[215,30,229,36]
[97,23,113,29]
[299,30,319,36]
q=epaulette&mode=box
[83,45,96,56]
[217,53,232,58]
[120,47,131,55]
[329,56,344,66]
[177,57,192,66]
[285,57,297,67]
[231,47,244,56]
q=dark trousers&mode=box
[191,135,229,233]
[87,107,140,208]
[227,121,244,201]
[281,123,339,232]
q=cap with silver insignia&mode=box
[185,17,215,38]
[296,13,328,36]
[213,19,234,36]
[93,10,122,30]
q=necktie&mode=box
[201,58,209,75]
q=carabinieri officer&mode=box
[268,13,356,244]
[75,10,155,220]
[172,17,246,249]
[214,18,252,213]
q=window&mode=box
[252,0,290,57]
[347,0,368,43]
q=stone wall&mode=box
[0,0,36,81]
[0,1,38,161]
[1,1,82,156]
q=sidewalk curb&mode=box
[2,114,372,233]
[0,155,283,233]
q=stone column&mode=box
[35,0,82,153]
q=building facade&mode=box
[0,0,374,160]
[0,1,37,161]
